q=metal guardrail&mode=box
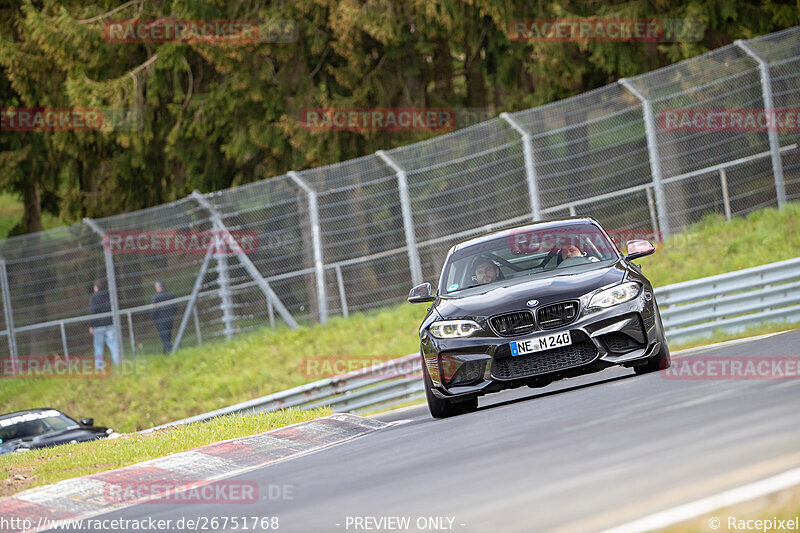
[144,354,423,431]
[656,256,800,343]
[145,257,800,429]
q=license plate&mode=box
[510,331,572,356]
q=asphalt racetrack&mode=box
[46,330,800,533]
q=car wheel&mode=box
[422,357,478,418]
[635,312,671,375]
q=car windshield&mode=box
[0,410,79,443]
[440,223,619,296]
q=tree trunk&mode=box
[22,178,43,233]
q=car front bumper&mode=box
[421,292,664,399]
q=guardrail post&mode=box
[289,171,328,325]
[192,191,298,330]
[735,39,787,208]
[83,218,125,364]
[376,151,424,287]
[619,78,672,239]
[0,258,17,365]
[500,112,543,222]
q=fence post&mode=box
[126,311,136,358]
[216,252,235,339]
[719,168,732,221]
[619,78,671,239]
[83,218,125,363]
[645,187,660,239]
[734,39,787,208]
[173,246,214,353]
[335,264,349,318]
[192,191,299,330]
[288,171,327,325]
[59,321,69,362]
[193,307,203,345]
[376,150,423,287]
[0,258,18,365]
[500,112,542,222]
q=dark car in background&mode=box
[408,218,671,418]
[0,408,117,455]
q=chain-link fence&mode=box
[1,26,799,364]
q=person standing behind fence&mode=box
[152,280,178,354]
[89,280,120,368]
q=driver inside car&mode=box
[559,244,591,267]
[474,258,502,285]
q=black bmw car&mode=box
[408,218,671,418]
[0,408,117,455]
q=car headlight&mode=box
[588,282,641,309]
[429,320,481,339]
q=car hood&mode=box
[436,261,628,319]
[0,427,109,455]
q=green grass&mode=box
[0,203,798,436]
[0,303,428,433]
[642,202,800,286]
[0,407,330,498]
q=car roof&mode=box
[0,408,63,421]
[452,217,602,253]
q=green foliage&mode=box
[1,0,797,231]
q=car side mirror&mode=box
[408,282,435,303]
[80,418,94,427]
[625,239,655,261]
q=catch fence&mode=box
[1,27,799,363]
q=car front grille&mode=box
[643,314,656,331]
[536,301,579,329]
[490,311,536,337]
[492,341,597,380]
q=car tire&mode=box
[635,311,671,375]
[422,357,478,418]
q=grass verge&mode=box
[0,406,331,498]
